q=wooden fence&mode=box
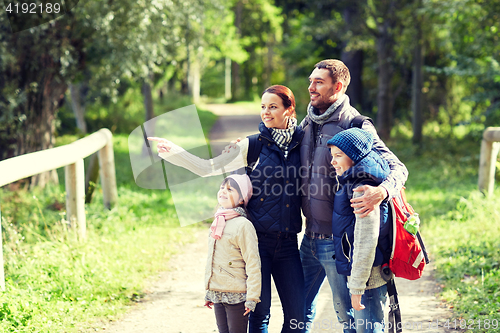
[0,128,118,290]
[478,127,500,196]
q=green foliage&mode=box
[425,192,500,330]
[0,183,195,332]
[0,0,240,160]
[388,127,500,330]
[422,0,500,131]
[229,0,285,100]
[58,88,217,136]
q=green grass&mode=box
[0,184,198,332]
[0,97,218,332]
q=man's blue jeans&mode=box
[249,232,305,333]
[300,234,355,333]
[353,284,387,333]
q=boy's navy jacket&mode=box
[247,122,304,234]
[332,150,392,276]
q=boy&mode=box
[327,128,393,333]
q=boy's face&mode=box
[329,146,354,176]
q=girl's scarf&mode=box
[270,117,297,158]
[307,94,347,125]
[210,207,247,240]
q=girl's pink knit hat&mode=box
[227,174,253,207]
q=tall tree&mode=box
[0,24,69,187]
[425,0,500,129]
[411,3,424,144]
[340,1,365,111]
[69,81,88,134]
[228,0,283,100]
[0,0,231,187]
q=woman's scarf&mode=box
[270,117,297,158]
[210,207,247,240]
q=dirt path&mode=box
[102,104,459,332]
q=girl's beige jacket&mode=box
[204,216,261,303]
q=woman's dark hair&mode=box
[221,177,244,207]
[262,85,296,118]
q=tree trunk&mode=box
[225,57,232,101]
[341,4,364,112]
[231,61,241,101]
[185,13,191,97]
[192,55,201,104]
[231,0,243,101]
[0,26,67,190]
[412,28,424,144]
[180,61,189,95]
[342,50,364,111]
[265,34,273,89]
[142,79,154,122]
[376,27,393,140]
[26,58,67,188]
[69,82,87,134]
[142,75,155,157]
[243,50,256,100]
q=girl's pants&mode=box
[214,302,249,333]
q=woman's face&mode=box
[217,181,243,209]
[261,92,291,129]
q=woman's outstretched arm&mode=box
[147,137,249,177]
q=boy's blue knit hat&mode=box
[327,128,373,164]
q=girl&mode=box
[205,174,261,333]
[149,85,306,332]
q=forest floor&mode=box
[99,103,461,333]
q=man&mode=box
[299,59,408,332]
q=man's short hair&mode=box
[315,59,351,92]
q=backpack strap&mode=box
[417,231,431,265]
[245,133,263,175]
[387,278,403,333]
[350,115,374,129]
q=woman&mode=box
[149,85,305,332]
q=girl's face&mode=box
[261,92,292,129]
[217,181,243,209]
[329,146,354,176]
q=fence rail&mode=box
[0,128,118,290]
[478,127,500,196]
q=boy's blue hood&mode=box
[337,150,390,185]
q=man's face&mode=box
[308,68,339,113]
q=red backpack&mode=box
[388,187,430,280]
[384,187,430,333]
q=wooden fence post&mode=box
[65,159,86,239]
[98,129,118,209]
[0,128,117,288]
[478,127,500,196]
